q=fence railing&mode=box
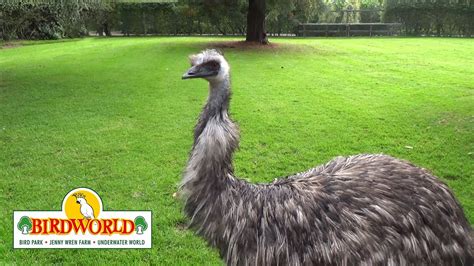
[297,23,402,37]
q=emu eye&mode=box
[205,60,220,71]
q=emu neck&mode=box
[202,79,230,127]
[193,77,231,142]
[182,74,239,195]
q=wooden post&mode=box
[346,10,349,37]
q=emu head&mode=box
[182,49,229,82]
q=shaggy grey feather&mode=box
[180,49,473,266]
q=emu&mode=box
[180,49,472,265]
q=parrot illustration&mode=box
[76,197,95,219]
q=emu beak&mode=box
[182,65,217,80]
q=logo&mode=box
[13,188,152,249]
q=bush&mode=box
[0,1,104,40]
[384,0,473,36]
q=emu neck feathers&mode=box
[182,75,239,192]
[193,78,231,141]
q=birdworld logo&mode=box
[13,188,152,249]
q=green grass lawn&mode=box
[0,37,472,264]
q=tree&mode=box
[17,216,32,235]
[246,0,268,43]
[384,0,473,36]
[193,0,247,36]
[134,216,148,235]
[246,0,325,43]
[266,0,325,36]
[360,0,382,23]
[0,1,105,40]
[88,2,116,36]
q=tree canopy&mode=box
[1,0,471,40]
[384,0,473,36]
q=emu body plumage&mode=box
[180,50,473,265]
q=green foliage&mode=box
[107,0,328,36]
[192,0,247,35]
[1,1,472,40]
[267,0,326,35]
[1,0,331,39]
[318,0,365,23]
[360,0,382,23]
[0,1,107,40]
[384,0,473,36]
[86,2,116,36]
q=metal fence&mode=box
[297,23,402,37]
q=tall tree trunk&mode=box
[104,22,111,36]
[97,26,104,36]
[246,0,268,44]
[142,10,147,35]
